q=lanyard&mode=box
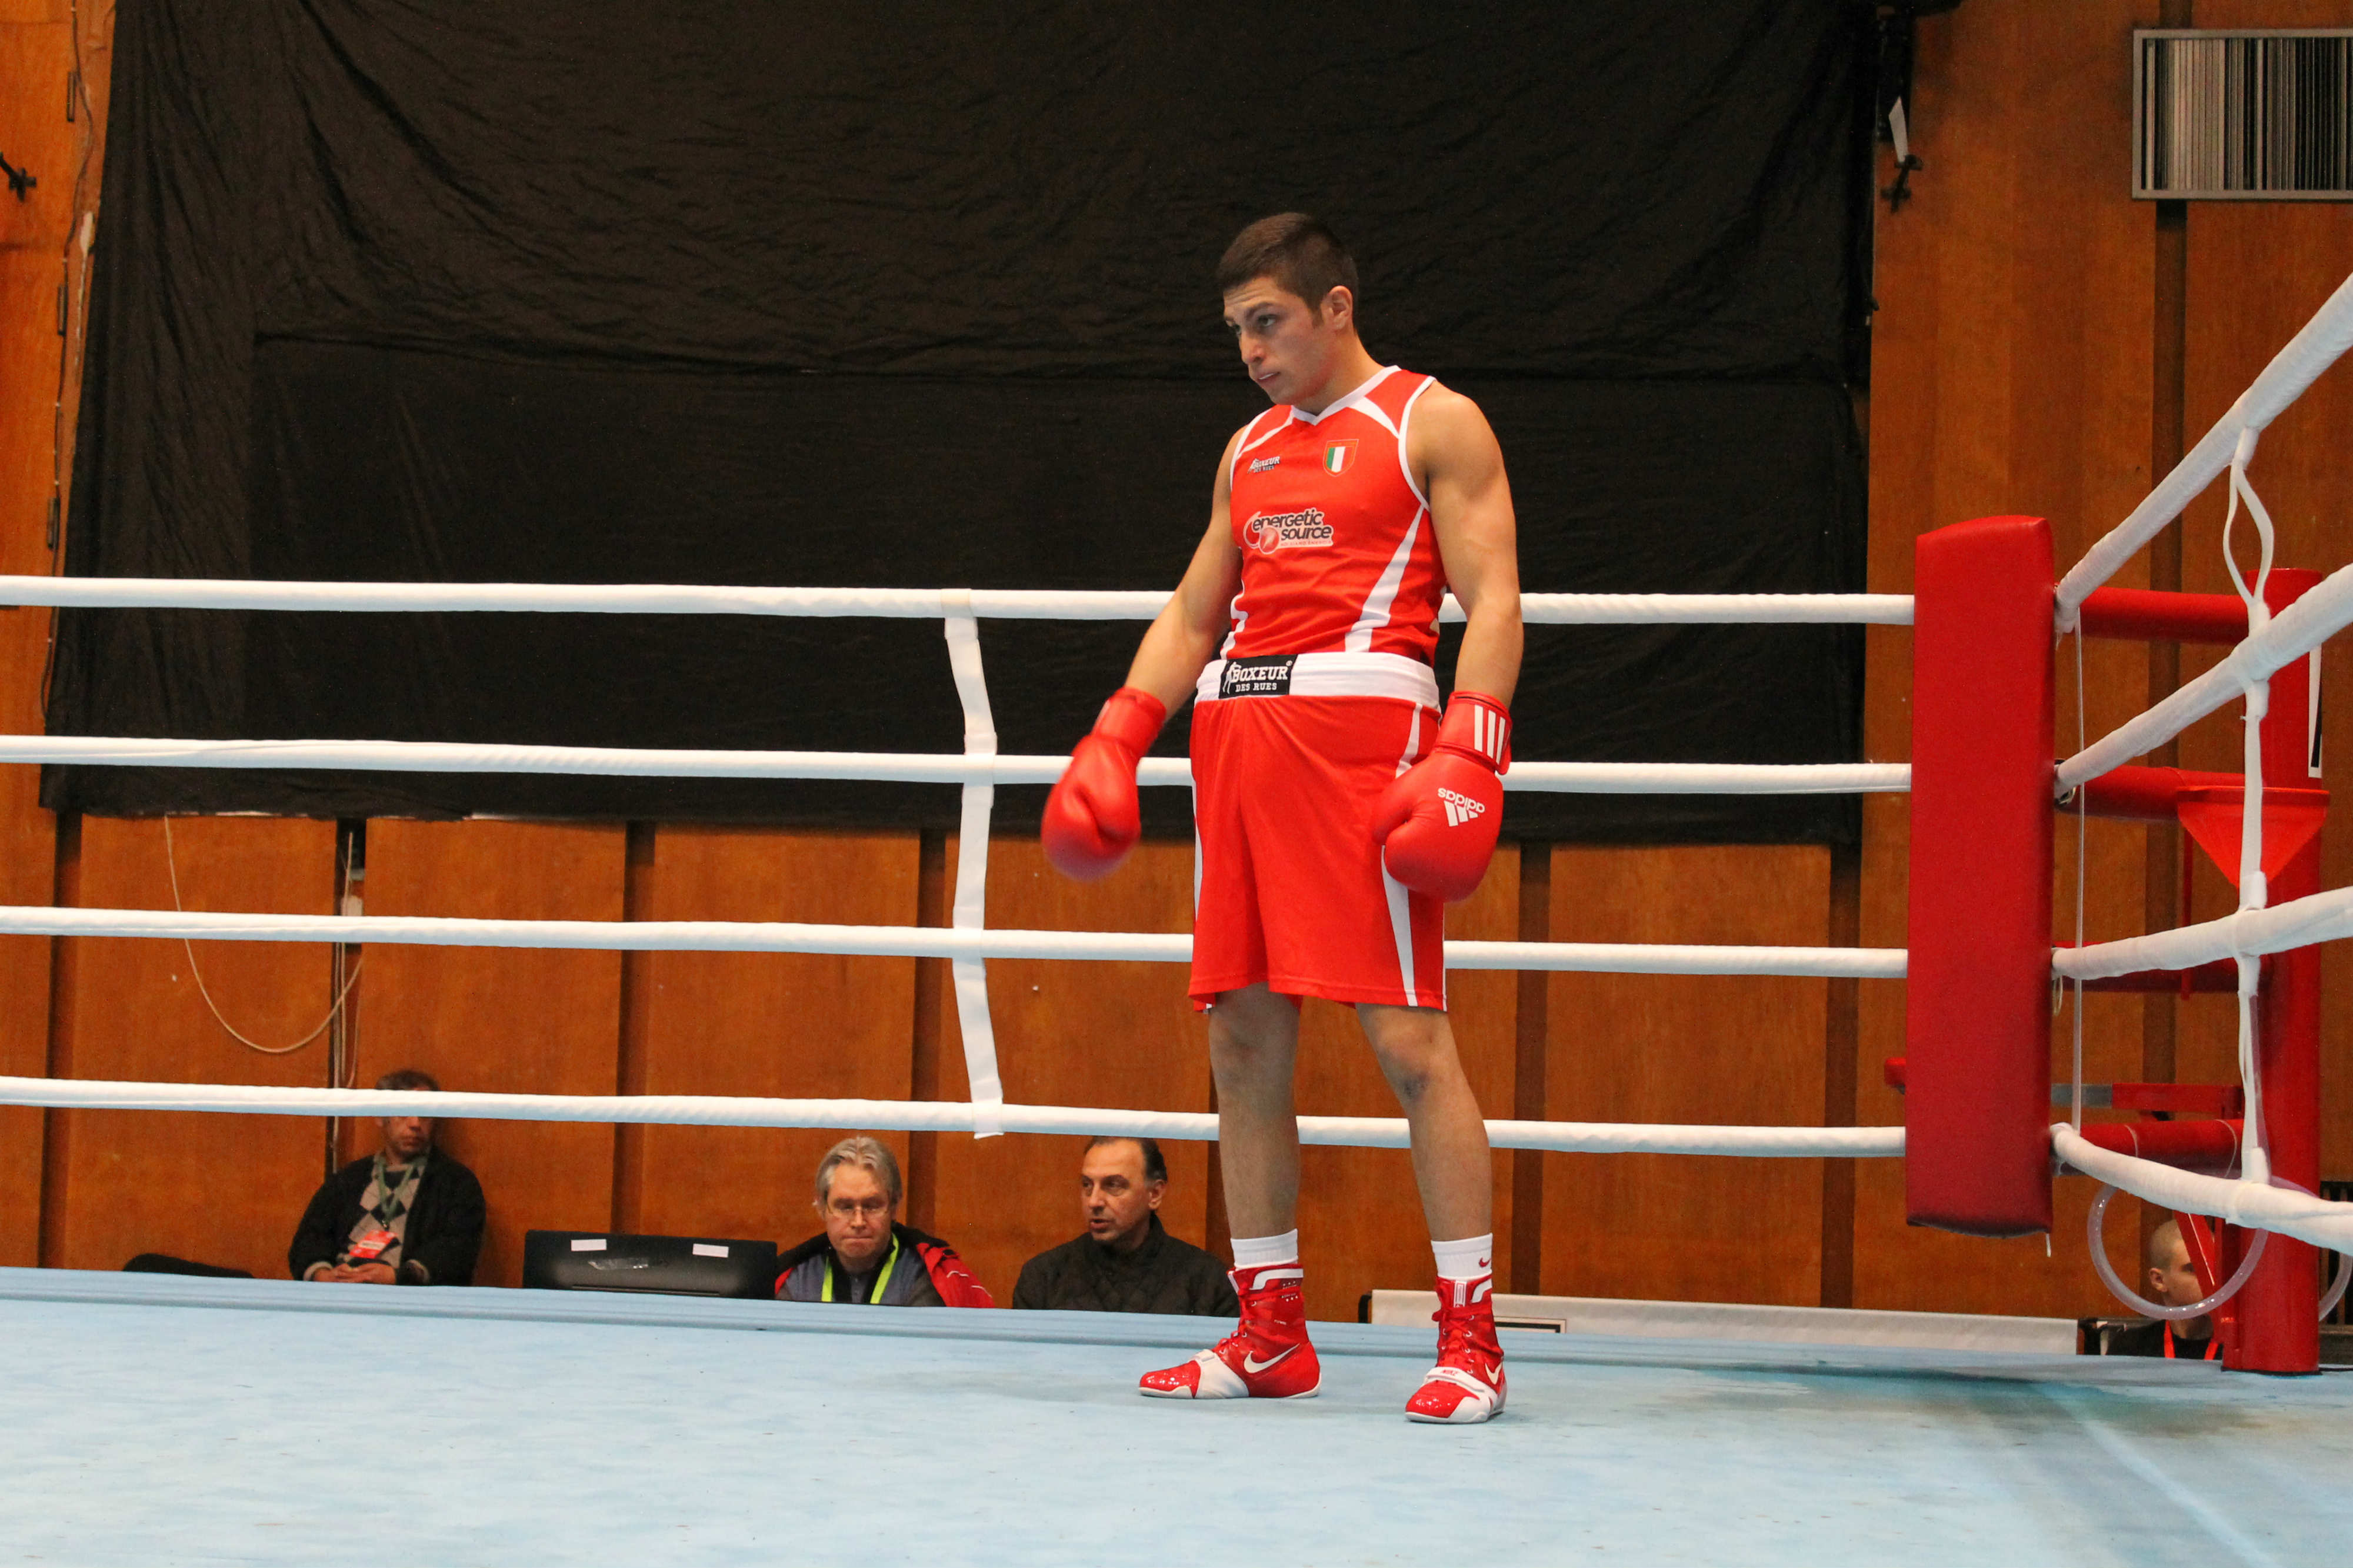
[822,1235,901,1304]
[2163,1323,2219,1361]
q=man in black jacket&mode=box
[289,1068,486,1287]
[1013,1137,1238,1317]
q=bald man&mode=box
[2106,1219,2219,1360]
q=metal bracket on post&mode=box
[940,591,1004,1137]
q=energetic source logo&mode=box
[1243,508,1334,553]
[1438,788,1487,828]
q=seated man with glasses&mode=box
[774,1136,992,1307]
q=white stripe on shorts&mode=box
[1384,703,1424,1003]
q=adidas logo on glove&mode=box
[1438,788,1487,828]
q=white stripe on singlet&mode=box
[1343,374,1435,653]
[1229,408,1289,488]
[1288,365,1399,428]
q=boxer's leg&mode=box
[1208,981,1302,1239]
[1139,980,1319,1400]
[1359,1002,1505,1423]
[1357,1002,1490,1241]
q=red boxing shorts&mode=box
[1188,652,1447,1011]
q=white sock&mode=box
[1231,1230,1299,1270]
[1432,1233,1494,1280]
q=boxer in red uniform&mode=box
[1044,214,1522,1423]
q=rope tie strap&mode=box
[2218,426,2278,1184]
[939,592,1003,1137]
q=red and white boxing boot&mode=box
[1405,1273,1507,1424]
[1139,1262,1321,1400]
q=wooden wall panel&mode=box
[619,827,920,1249]
[2174,183,2353,1173]
[354,820,624,1287]
[1541,846,1831,1306]
[0,5,83,1265]
[0,708,52,1267]
[44,817,336,1277]
[1855,0,2161,1316]
[1289,860,1518,1323]
[927,838,1212,1307]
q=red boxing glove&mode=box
[1042,686,1167,880]
[1374,692,1511,903]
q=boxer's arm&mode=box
[1412,388,1522,706]
[1120,428,1247,713]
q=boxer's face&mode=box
[1224,276,1355,407]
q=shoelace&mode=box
[1224,1293,1296,1358]
[1431,1303,1497,1370]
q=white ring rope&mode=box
[2054,1123,2353,1252]
[2055,553,2353,791]
[0,735,1910,797]
[1,573,1912,1144]
[0,577,1912,626]
[0,904,1908,978]
[2053,854,2353,982]
[2056,266,2353,625]
[0,1076,1907,1157]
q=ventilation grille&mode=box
[2135,30,2353,200]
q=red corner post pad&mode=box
[1905,515,2055,1238]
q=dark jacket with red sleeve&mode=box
[774,1223,994,1307]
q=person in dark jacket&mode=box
[288,1068,485,1287]
[1012,1137,1238,1316]
[776,1136,993,1307]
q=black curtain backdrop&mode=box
[51,1,1871,842]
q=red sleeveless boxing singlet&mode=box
[1222,366,1445,663]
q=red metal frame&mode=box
[2234,569,2325,1373]
[2072,1118,2244,1176]
[2078,587,2251,644]
[2179,1213,2241,1356]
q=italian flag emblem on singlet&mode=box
[1324,439,1357,475]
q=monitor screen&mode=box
[522,1231,779,1300]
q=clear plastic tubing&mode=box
[2087,1183,2266,1320]
[2088,1177,2353,1322]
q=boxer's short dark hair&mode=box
[1217,213,1359,318]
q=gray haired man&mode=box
[772,1136,994,1307]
